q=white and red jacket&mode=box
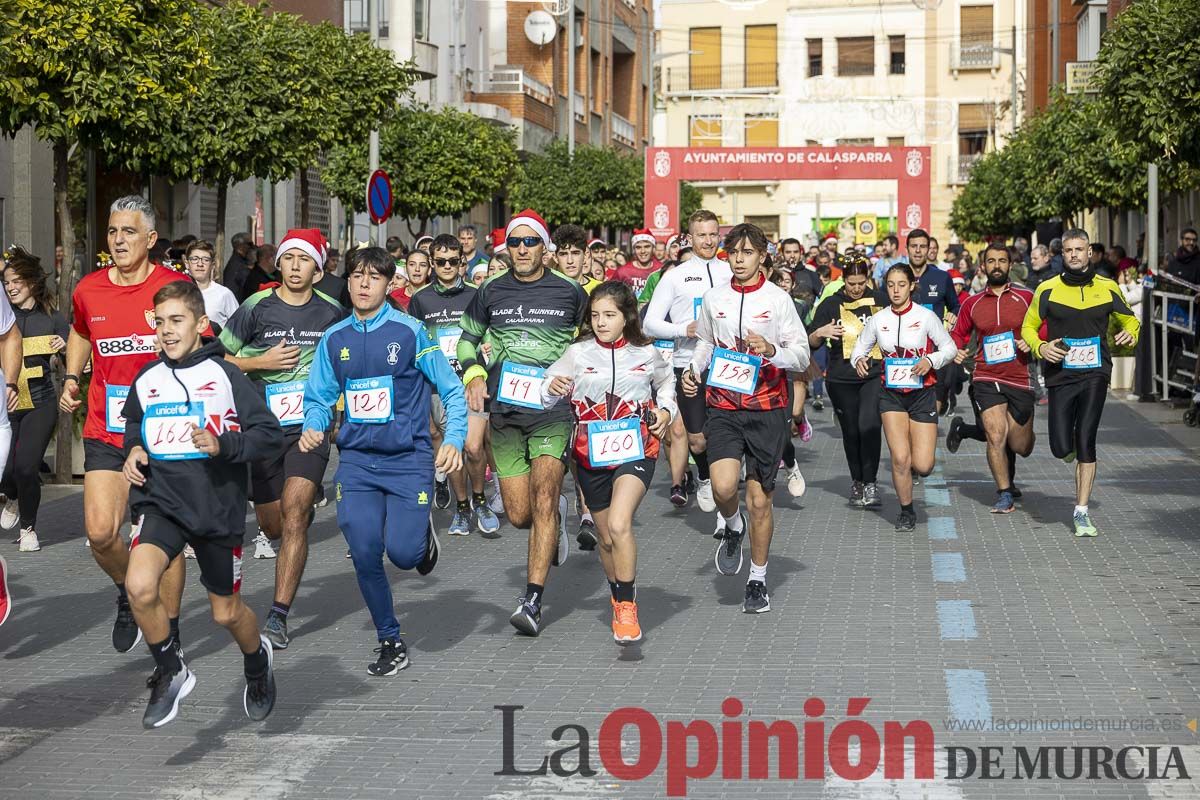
[851,302,958,391]
[689,272,811,411]
[541,338,677,469]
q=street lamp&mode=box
[649,50,699,147]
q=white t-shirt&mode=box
[200,282,240,326]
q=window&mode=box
[957,103,990,182]
[889,35,905,75]
[414,0,428,41]
[689,116,723,147]
[744,25,777,88]
[959,5,994,68]
[689,28,722,90]
[807,39,823,77]
[745,216,780,240]
[744,115,778,147]
[887,136,905,147]
[837,37,874,77]
[344,0,389,37]
[837,138,874,147]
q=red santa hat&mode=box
[949,268,966,286]
[490,228,507,254]
[666,234,680,249]
[505,209,550,244]
[276,228,327,269]
[588,237,607,249]
[631,228,656,246]
[823,232,839,243]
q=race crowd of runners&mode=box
[0,195,1139,729]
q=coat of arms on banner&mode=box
[905,149,924,177]
[905,203,923,229]
[654,203,670,231]
[653,151,672,178]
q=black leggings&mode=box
[827,380,882,483]
[0,402,59,529]
[1047,379,1107,464]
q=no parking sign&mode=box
[367,169,392,225]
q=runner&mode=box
[219,228,347,650]
[390,249,430,312]
[408,233,500,536]
[183,240,238,328]
[301,246,465,674]
[947,242,1036,513]
[613,229,660,296]
[60,195,196,653]
[121,280,282,728]
[807,258,886,508]
[457,209,588,636]
[851,263,958,532]
[644,210,732,521]
[1021,228,1139,537]
[903,229,960,415]
[541,281,676,642]
[681,222,810,613]
[767,268,809,497]
[552,225,601,294]
[459,225,489,272]
[1,248,67,551]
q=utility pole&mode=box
[567,0,576,157]
[369,0,382,243]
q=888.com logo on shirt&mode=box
[96,333,157,356]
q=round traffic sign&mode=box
[367,169,392,225]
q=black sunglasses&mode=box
[433,257,462,267]
[506,236,542,249]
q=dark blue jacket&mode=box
[303,304,466,465]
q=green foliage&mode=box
[509,141,647,230]
[323,104,518,233]
[680,182,704,222]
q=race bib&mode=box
[693,296,703,321]
[497,362,545,410]
[142,402,205,461]
[106,384,130,433]
[654,339,675,361]
[982,332,1017,365]
[345,376,394,424]
[707,348,761,395]
[438,326,462,362]
[586,417,645,467]
[1063,336,1101,370]
[884,357,923,389]
[265,381,305,426]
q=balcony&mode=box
[665,63,779,95]
[469,67,553,106]
[951,41,998,73]
[612,112,636,148]
[949,153,984,185]
[411,40,438,80]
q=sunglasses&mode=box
[433,257,462,267]
[506,236,542,249]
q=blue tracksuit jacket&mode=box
[303,303,467,464]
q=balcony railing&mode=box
[612,112,636,147]
[665,63,779,93]
[470,68,553,106]
[953,41,997,70]
[950,153,984,185]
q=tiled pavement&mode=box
[1,397,1198,799]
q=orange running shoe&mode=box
[611,599,642,644]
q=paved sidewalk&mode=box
[0,395,1198,799]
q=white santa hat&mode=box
[276,228,327,269]
[631,228,656,246]
[505,208,550,244]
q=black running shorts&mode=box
[135,513,243,596]
[575,457,656,513]
[704,406,789,493]
[878,386,938,423]
[971,380,1036,427]
[251,428,330,504]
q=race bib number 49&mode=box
[265,381,305,426]
[142,402,205,461]
[586,417,645,467]
[982,332,1017,365]
[497,362,545,410]
[884,357,923,390]
[707,348,761,395]
[1063,337,1101,370]
[345,376,394,424]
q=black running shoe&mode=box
[243,635,276,721]
[714,517,746,576]
[367,638,410,676]
[509,594,542,636]
[416,521,440,576]
[142,663,196,729]
[894,509,917,532]
[1010,484,1023,499]
[743,581,771,613]
[669,484,688,508]
[113,594,142,653]
[263,610,289,650]
[812,397,825,411]
[683,470,698,495]
[946,416,965,454]
[577,519,597,551]
[433,479,451,510]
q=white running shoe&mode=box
[0,499,19,531]
[696,479,715,512]
[18,527,40,552]
[786,464,806,498]
[183,544,197,559]
[253,531,277,559]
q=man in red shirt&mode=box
[947,242,1036,514]
[613,229,659,295]
[60,195,199,653]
